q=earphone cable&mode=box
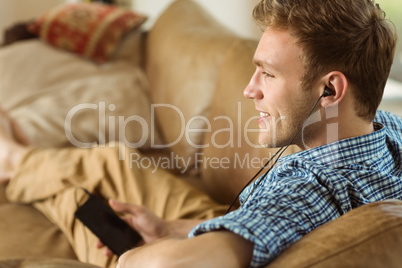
[224,145,287,214]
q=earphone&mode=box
[323,86,334,97]
[225,86,334,214]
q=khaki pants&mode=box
[6,144,227,268]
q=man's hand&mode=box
[95,200,204,257]
[95,200,168,257]
[116,231,254,268]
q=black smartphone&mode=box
[74,192,142,256]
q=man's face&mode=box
[244,28,315,148]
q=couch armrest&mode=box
[266,200,402,268]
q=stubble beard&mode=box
[258,93,315,148]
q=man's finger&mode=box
[95,240,104,249]
[109,199,143,215]
[95,240,115,257]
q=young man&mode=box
[1,0,401,267]
[113,1,402,267]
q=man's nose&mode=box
[244,81,263,100]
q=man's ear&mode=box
[320,71,348,107]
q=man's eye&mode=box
[262,72,274,78]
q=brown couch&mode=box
[0,0,402,267]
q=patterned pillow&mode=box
[28,3,146,63]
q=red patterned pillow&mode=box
[28,3,146,63]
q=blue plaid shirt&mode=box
[189,110,402,267]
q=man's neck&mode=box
[297,110,375,150]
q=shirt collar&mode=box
[278,123,387,168]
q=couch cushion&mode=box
[266,200,402,268]
[146,0,238,174]
[200,39,299,204]
[0,39,161,149]
[0,203,76,260]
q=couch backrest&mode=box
[145,0,238,173]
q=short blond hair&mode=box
[254,0,397,121]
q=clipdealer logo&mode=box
[64,101,268,151]
[64,101,339,170]
[128,151,276,174]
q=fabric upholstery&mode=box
[0,184,8,205]
[266,200,402,268]
[145,0,238,174]
[113,31,146,66]
[28,2,146,63]
[0,39,160,149]
[0,203,76,261]
[0,258,99,268]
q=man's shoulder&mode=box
[375,110,402,131]
[375,110,402,145]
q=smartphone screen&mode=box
[74,193,142,256]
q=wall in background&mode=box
[376,0,402,83]
[131,0,261,40]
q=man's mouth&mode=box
[258,111,270,125]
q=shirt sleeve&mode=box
[189,190,317,267]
